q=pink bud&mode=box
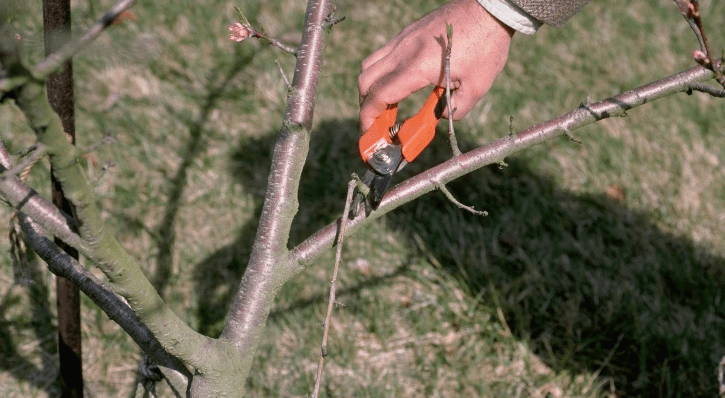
[229,23,251,42]
[693,50,710,65]
[14,33,21,41]
[678,1,696,18]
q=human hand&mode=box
[358,0,514,133]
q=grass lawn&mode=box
[1,0,724,396]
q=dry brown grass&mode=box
[1,0,724,396]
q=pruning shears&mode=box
[352,86,446,215]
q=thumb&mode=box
[440,85,479,121]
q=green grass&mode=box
[1,0,724,396]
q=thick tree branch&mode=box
[0,137,192,395]
[290,62,720,268]
[0,140,82,250]
[16,214,192,396]
[0,21,235,390]
[217,0,335,393]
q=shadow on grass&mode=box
[149,48,254,298]
[195,117,725,397]
[0,252,60,395]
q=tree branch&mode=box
[0,139,82,250]
[0,136,192,395]
[16,214,192,396]
[32,0,139,79]
[437,183,487,216]
[689,81,725,97]
[444,23,461,156]
[290,62,720,268]
[1,17,234,391]
[0,143,47,181]
[215,0,335,393]
[312,179,355,398]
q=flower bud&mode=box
[229,23,251,42]
[693,50,710,66]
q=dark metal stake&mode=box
[43,0,83,396]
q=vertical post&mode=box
[42,0,83,396]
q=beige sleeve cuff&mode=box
[476,0,543,35]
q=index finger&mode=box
[359,65,433,133]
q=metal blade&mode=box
[350,144,405,217]
[368,172,394,209]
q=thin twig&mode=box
[230,7,298,56]
[688,81,725,97]
[675,0,708,52]
[275,59,291,89]
[324,16,346,28]
[253,28,298,55]
[351,172,369,198]
[349,172,370,219]
[312,179,356,398]
[14,144,39,159]
[444,23,461,156]
[674,0,724,87]
[437,183,487,216]
[94,161,115,183]
[33,0,139,78]
[0,144,47,181]
[83,134,115,155]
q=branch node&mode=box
[437,183,487,217]
[497,160,508,169]
[579,95,593,108]
[562,128,583,144]
[324,14,346,28]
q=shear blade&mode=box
[368,172,394,209]
[350,145,404,217]
[349,168,394,218]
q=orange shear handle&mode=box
[358,104,398,162]
[397,86,444,162]
[358,86,444,164]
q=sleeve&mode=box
[476,0,589,35]
[509,0,590,27]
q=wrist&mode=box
[475,0,542,34]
